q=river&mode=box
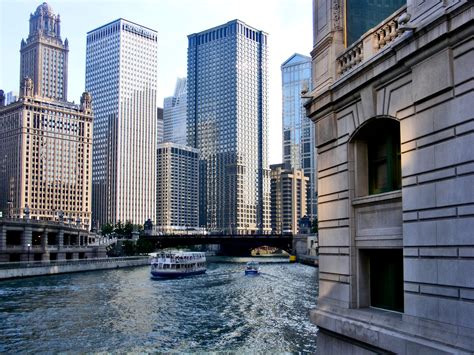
[0,257,319,353]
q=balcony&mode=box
[336,6,407,77]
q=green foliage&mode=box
[101,223,114,236]
[122,240,136,256]
[136,238,155,254]
[100,220,144,238]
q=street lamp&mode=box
[27,243,31,262]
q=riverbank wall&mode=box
[0,256,150,280]
[292,234,318,267]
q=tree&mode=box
[101,223,114,236]
[136,238,155,254]
[122,240,136,256]
[124,220,134,236]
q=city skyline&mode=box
[0,0,312,165]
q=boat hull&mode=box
[245,270,259,276]
[150,269,206,279]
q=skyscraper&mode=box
[20,2,68,101]
[187,20,270,234]
[270,163,308,235]
[156,143,199,233]
[163,77,187,145]
[281,53,316,219]
[5,91,18,105]
[0,3,92,229]
[86,19,158,227]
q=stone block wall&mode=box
[307,0,474,352]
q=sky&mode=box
[0,0,313,164]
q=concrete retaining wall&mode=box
[0,257,150,280]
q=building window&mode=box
[368,249,404,312]
[358,248,404,313]
[351,117,401,197]
[368,126,401,194]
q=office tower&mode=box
[0,87,93,229]
[157,107,163,144]
[187,20,270,235]
[5,91,19,105]
[163,77,187,145]
[86,19,158,227]
[281,53,317,219]
[270,164,308,235]
[20,2,68,101]
[307,0,473,353]
[156,143,199,233]
[0,2,93,229]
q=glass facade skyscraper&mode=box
[346,0,405,46]
[281,53,317,219]
[86,19,158,227]
[163,78,187,145]
[187,20,270,234]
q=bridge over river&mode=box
[141,234,294,256]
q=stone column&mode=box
[0,225,6,251]
[22,224,32,262]
[57,227,65,260]
[58,229,64,248]
[41,230,48,248]
[42,230,49,261]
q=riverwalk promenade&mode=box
[0,256,150,280]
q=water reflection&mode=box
[0,257,318,353]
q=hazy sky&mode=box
[0,0,312,164]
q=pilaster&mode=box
[0,225,6,251]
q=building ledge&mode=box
[311,303,474,354]
[352,190,402,206]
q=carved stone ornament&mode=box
[333,0,343,31]
[80,91,92,111]
[21,77,34,97]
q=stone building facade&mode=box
[0,87,93,229]
[306,0,473,353]
[20,2,68,101]
[0,3,93,230]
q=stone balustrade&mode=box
[336,7,407,76]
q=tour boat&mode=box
[150,251,207,279]
[244,261,260,275]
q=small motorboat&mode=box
[245,261,260,275]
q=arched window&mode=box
[351,117,401,196]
